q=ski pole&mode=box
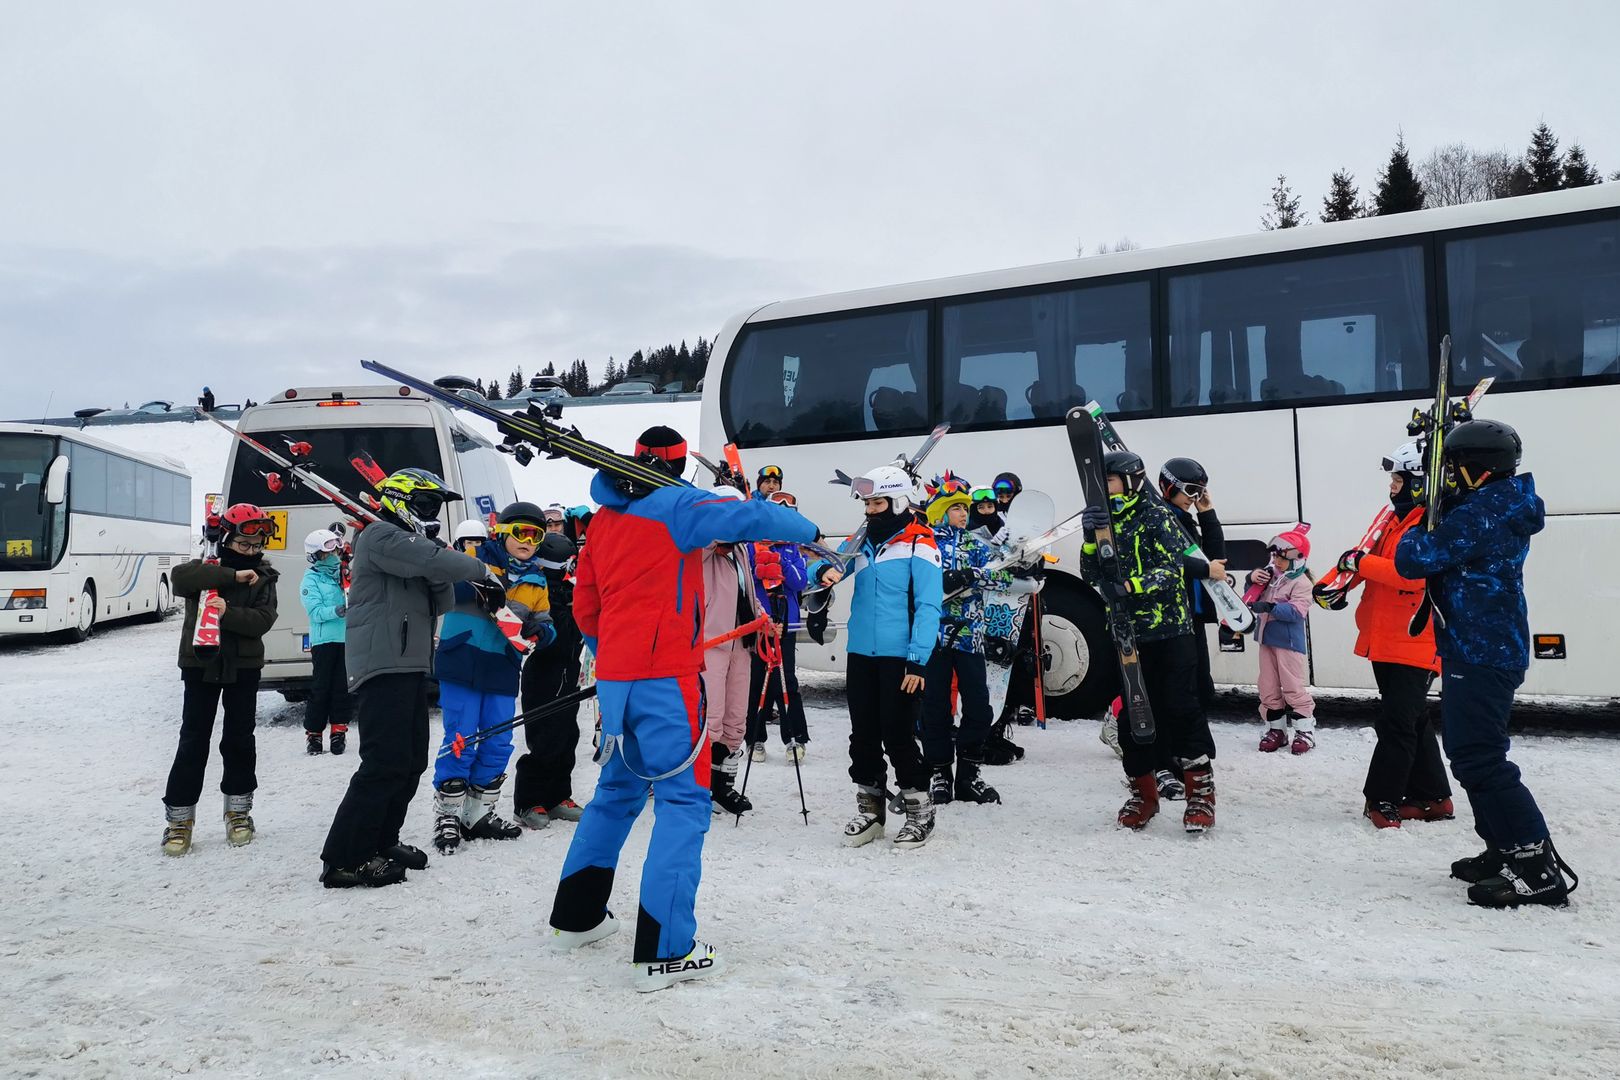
[734,627,778,826]
[437,684,597,761]
[775,629,810,826]
[1031,587,1047,731]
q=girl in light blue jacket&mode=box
[300,528,353,755]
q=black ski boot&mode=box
[1466,840,1578,909]
[384,843,429,871]
[320,855,408,889]
[982,721,1025,766]
[1451,848,1506,883]
[954,759,1001,805]
[711,766,753,816]
[329,724,348,755]
[930,765,954,806]
[306,730,324,755]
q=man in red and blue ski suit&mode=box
[548,427,818,975]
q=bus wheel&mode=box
[1035,575,1117,719]
[64,582,97,643]
[147,576,174,623]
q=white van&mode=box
[221,385,517,699]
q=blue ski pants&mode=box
[433,679,517,788]
[1440,659,1548,848]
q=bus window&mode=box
[69,443,107,515]
[106,454,136,518]
[1446,216,1620,385]
[1168,245,1430,408]
[0,433,58,569]
[726,309,929,446]
[227,427,444,508]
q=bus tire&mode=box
[1034,574,1117,719]
[63,581,97,644]
[146,575,174,623]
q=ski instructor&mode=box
[547,425,819,991]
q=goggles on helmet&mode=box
[496,522,545,543]
[768,491,798,508]
[233,517,277,538]
[758,465,783,481]
[993,478,1016,495]
[971,487,996,504]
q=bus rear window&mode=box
[227,426,444,508]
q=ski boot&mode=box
[784,740,806,764]
[162,805,195,857]
[1258,709,1289,753]
[1466,840,1578,909]
[1117,775,1159,830]
[1364,801,1403,830]
[552,911,620,951]
[749,743,767,764]
[1451,848,1506,883]
[306,730,324,755]
[710,762,753,817]
[1400,797,1454,822]
[547,798,585,822]
[329,724,348,755]
[1182,759,1216,833]
[1155,769,1186,801]
[930,764,954,806]
[892,789,936,849]
[1011,705,1037,727]
[384,843,429,870]
[955,759,1001,805]
[1290,717,1316,755]
[462,774,523,841]
[433,779,467,854]
[633,939,724,993]
[224,793,255,847]
[320,854,408,889]
[983,720,1025,766]
[842,785,886,847]
[516,806,550,830]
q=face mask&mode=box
[220,547,262,570]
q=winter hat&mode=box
[634,425,687,478]
[1271,522,1312,560]
[926,488,972,525]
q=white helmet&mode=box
[1382,441,1424,476]
[453,518,488,544]
[304,528,343,563]
[851,465,914,513]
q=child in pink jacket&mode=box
[702,539,756,815]
[1246,524,1317,755]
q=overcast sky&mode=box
[2,2,1616,415]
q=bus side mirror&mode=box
[45,455,69,505]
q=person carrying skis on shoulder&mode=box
[430,502,562,854]
[810,466,944,850]
[1079,452,1217,833]
[318,468,491,888]
[1247,525,1317,755]
[1395,419,1575,908]
[160,504,280,856]
[1343,443,1450,829]
[920,484,1015,807]
[547,426,818,991]
[514,503,591,830]
[300,527,354,756]
[746,490,813,762]
[699,491,760,816]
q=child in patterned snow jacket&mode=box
[1247,524,1316,755]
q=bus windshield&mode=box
[226,426,445,508]
[0,433,63,571]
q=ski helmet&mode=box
[453,518,488,544]
[1444,418,1521,484]
[220,503,276,544]
[757,464,783,485]
[376,468,461,537]
[633,425,687,479]
[1269,522,1312,563]
[542,503,568,526]
[1159,457,1209,498]
[1103,451,1147,493]
[992,472,1022,497]
[926,488,972,526]
[1382,441,1425,476]
[303,527,343,562]
[851,465,914,512]
[498,501,547,528]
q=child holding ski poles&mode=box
[300,527,353,756]
[746,491,811,762]
[1247,525,1317,754]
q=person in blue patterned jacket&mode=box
[1395,419,1575,908]
[919,486,1015,807]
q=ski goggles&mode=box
[405,492,448,520]
[310,535,342,554]
[1268,544,1301,559]
[768,491,798,508]
[850,476,897,499]
[934,477,971,496]
[542,507,566,525]
[495,522,545,543]
[992,478,1018,495]
[757,465,783,481]
[232,517,278,538]
[971,487,996,504]
[1174,482,1207,500]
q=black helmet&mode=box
[1159,456,1208,491]
[1103,451,1147,492]
[992,471,1022,496]
[1445,419,1521,479]
[498,501,548,527]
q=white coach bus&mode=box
[222,386,516,699]
[699,184,1620,715]
[0,423,191,641]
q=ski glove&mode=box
[1337,549,1364,574]
[470,579,506,614]
[1102,580,1135,601]
[1081,505,1111,531]
[1250,600,1275,614]
[942,568,974,593]
[334,604,347,618]
[1010,561,1046,581]
[521,611,557,650]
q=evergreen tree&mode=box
[626,349,646,378]
[1521,122,1563,194]
[506,368,524,398]
[540,361,556,377]
[1374,133,1425,215]
[1320,169,1363,221]
[486,378,502,401]
[1562,142,1602,188]
[1260,174,1307,229]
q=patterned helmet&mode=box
[377,469,461,536]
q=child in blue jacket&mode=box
[299,528,353,756]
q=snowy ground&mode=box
[4,620,1619,1080]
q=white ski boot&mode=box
[224,793,255,847]
[552,911,621,951]
[842,784,886,847]
[633,940,724,993]
[892,789,936,850]
[433,779,466,854]
[462,773,523,841]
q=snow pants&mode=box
[1440,659,1548,849]
[1257,644,1315,725]
[920,648,993,766]
[433,679,516,788]
[304,642,353,734]
[846,653,929,793]
[1363,661,1451,806]
[550,675,710,964]
[747,635,808,745]
[320,673,429,869]
[513,631,584,813]
[1119,634,1214,779]
[164,668,260,809]
[703,640,752,752]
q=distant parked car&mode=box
[432,375,488,404]
[508,385,572,404]
[599,380,659,398]
[660,381,686,394]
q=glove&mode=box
[1337,549,1364,574]
[334,604,347,618]
[521,611,557,651]
[1102,579,1135,601]
[1250,600,1275,614]
[1081,505,1110,531]
[942,568,973,593]
[1010,560,1047,581]
[470,578,506,614]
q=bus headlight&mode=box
[3,589,46,610]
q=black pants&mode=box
[1192,621,1216,707]
[513,634,584,812]
[1119,634,1214,778]
[920,649,994,765]
[846,653,928,793]
[304,642,354,734]
[320,673,429,868]
[746,635,808,745]
[1362,661,1451,805]
[164,669,261,809]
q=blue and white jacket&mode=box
[813,516,943,670]
[435,538,548,696]
[299,559,347,647]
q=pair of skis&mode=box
[190,495,227,656]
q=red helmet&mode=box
[221,502,277,540]
[1271,523,1311,560]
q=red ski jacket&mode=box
[1352,506,1440,673]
